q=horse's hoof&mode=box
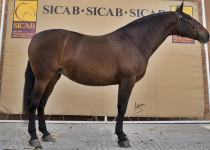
[29,139,42,148]
[42,135,54,142]
[118,136,130,142]
[118,140,131,148]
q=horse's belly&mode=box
[60,65,119,86]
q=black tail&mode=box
[22,61,35,120]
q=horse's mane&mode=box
[121,11,172,29]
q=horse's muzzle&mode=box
[199,32,209,43]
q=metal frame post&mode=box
[201,0,210,119]
[0,0,6,59]
[104,116,107,122]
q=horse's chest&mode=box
[134,60,148,82]
[136,71,146,82]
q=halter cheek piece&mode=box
[174,11,202,38]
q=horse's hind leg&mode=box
[38,73,61,142]
[28,79,50,148]
[115,76,136,148]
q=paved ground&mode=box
[0,123,210,150]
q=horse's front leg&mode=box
[116,76,136,148]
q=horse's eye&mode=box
[188,17,192,20]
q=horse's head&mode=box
[174,2,209,43]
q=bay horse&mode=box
[23,2,209,148]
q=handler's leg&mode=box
[28,79,49,147]
[115,76,136,148]
[38,73,61,141]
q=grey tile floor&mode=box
[0,123,210,150]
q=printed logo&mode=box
[12,0,38,38]
[14,1,37,22]
[171,6,194,44]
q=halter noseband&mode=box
[174,11,202,38]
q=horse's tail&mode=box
[22,61,35,120]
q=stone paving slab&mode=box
[0,123,210,150]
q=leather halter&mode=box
[174,11,202,38]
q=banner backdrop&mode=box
[0,0,204,117]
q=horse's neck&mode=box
[130,12,177,58]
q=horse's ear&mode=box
[176,2,184,13]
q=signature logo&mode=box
[14,2,37,21]
[134,102,145,114]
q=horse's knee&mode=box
[117,105,127,115]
